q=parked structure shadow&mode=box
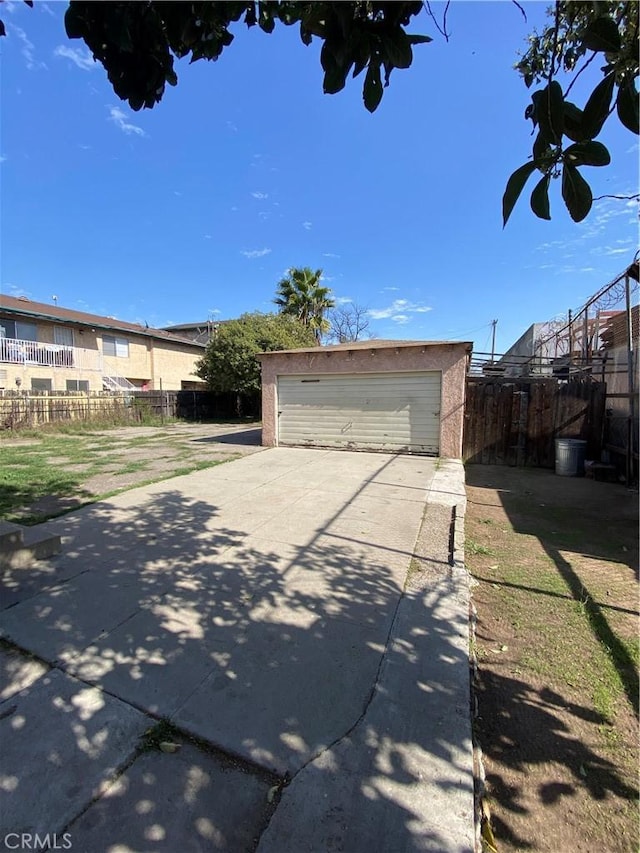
[190,427,262,446]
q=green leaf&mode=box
[564,141,611,167]
[352,56,368,79]
[258,9,275,33]
[563,101,586,142]
[406,34,433,45]
[363,62,383,112]
[64,5,85,39]
[352,40,371,79]
[383,29,413,69]
[582,72,615,138]
[323,66,350,94]
[581,16,621,53]
[321,42,349,94]
[502,162,538,227]
[532,131,550,162]
[562,164,593,222]
[617,78,639,134]
[530,175,551,220]
[537,81,564,145]
[0,21,5,37]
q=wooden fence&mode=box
[0,391,174,430]
[463,378,606,467]
[175,390,260,421]
[0,389,260,431]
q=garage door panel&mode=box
[277,372,441,454]
[283,381,441,396]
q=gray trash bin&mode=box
[555,438,587,477]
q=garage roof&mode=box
[257,339,472,357]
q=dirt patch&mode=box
[466,465,638,853]
[2,423,263,523]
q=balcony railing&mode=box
[0,337,101,370]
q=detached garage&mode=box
[258,340,471,458]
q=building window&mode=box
[31,378,52,392]
[103,335,129,358]
[66,379,89,392]
[0,319,38,341]
[54,325,74,347]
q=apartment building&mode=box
[0,295,206,392]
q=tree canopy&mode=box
[274,267,335,343]
[504,1,639,225]
[3,2,637,224]
[195,312,315,401]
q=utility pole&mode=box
[490,319,498,363]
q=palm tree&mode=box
[274,267,335,344]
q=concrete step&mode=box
[0,521,24,549]
[0,525,62,570]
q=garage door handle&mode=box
[434,411,440,416]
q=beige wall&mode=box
[258,343,470,458]
[101,334,152,384]
[1,364,105,392]
[148,340,206,390]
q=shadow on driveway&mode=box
[1,451,472,851]
[190,427,263,446]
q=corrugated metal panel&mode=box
[277,371,441,454]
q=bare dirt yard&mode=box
[1,422,262,524]
[466,464,638,853]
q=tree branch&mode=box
[511,0,527,23]
[593,194,640,201]
[423,0,451,42]
[563,51,598,99]
[548,1,561,83]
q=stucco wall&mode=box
[149,340,206,390]
[259,343,469,458]
[1,364,104,392]
[100,335,151,382]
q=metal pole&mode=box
[625,274,635,484]
[490,319,497,363]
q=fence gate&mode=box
[463,378,606,467]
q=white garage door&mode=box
[277,371,441,454]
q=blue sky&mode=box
[1,1,637,354]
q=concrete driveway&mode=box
[0,447,473,852]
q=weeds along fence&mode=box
[0,391,169,430]
[0,390,260,431]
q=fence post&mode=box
[159,378,164,424]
